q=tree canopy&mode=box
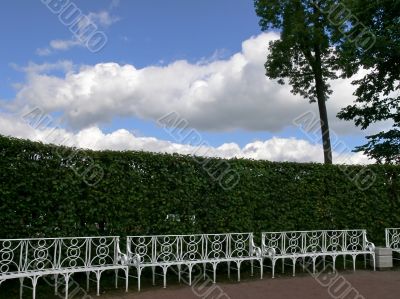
[336,0,400,164]
[255,0,345,164]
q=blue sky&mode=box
[0,0,372,163]
[1,1,260,84]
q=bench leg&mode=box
[372,254,376,271]
[32,276,39,299]
[95,270,102,296]
[292,258,297,277]
[162,266,168,288]
[86,271,90,291]
[352,255,357,271]
[259,259,263,279]
[203,263,206,280]
[152,266,155,285]
[125,267,129,292]
[344,255,346,269]
[54,274,58,295]
[137,267,142,292]
[178,264,181,283]
[312,257,316,274]
[19,277,24,299]
[251,260,254,276]
[188,264,193,286]
[282,258,285,274]
[302,257,305,272]
[323,256,326,269]
[212,263,218,283]
[272,259,276,278]
[364,254,367,269]
[332,256,337,272]
[227,261,231,279]
[115,269,118,288]
[64,274,70,299]
[236,261,242,282]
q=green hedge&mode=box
[0,135,399,245]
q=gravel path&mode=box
[100,270,400,299]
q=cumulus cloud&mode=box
[20,33,371,135]
[0,113,370,164]
[5,32,380,165]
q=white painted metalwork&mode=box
[0,230,378,295]
[262,230,375,278]
[385,228,400,255]
[0,237,128,299]
[127,233,263,291]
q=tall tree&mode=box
[255,0,342,164]
[336,0,400,164]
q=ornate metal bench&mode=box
[127,233,263,291]
[262,230,375,278]
[385,228,400,255]
[0,236,128,299]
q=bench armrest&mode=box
[126,246,141,266]
[117,252,129,265]
[260,237,276,257]
[116,242,129,265]
[127,253,140,266]
[251,239,262,257]
[366,240,375,252]
[266,247,276,257]
[253,245,262,257]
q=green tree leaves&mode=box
[255,0,342,164]
[336,0,400,163]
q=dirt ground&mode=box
[100,270,400,299]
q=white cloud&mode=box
[9,61,75,76]
[17,33,371,136]
[36,10,118,55]
[86,11,119,27]
[36,47,52,56]
[36,39,82,56]
[49,39,82,51]
[0,113,371,165]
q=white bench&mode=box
[385,228,400,257]
[0,236,128,299]
[127,233,263,291]
[262,230,375,278]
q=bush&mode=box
[0,135,399,245]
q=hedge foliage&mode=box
[0,134,399,245]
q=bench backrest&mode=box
[0,239,24,275]
[262,230,368,255]
[60,237,120,268]
[0,239,58,275]
[0,237,121,275]
[343,230,367,252]
[386,228,400,250]
[229,233,255,258]
[127,233,255,264]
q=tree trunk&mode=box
[314,47,333,164]
[316,86,333,164]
